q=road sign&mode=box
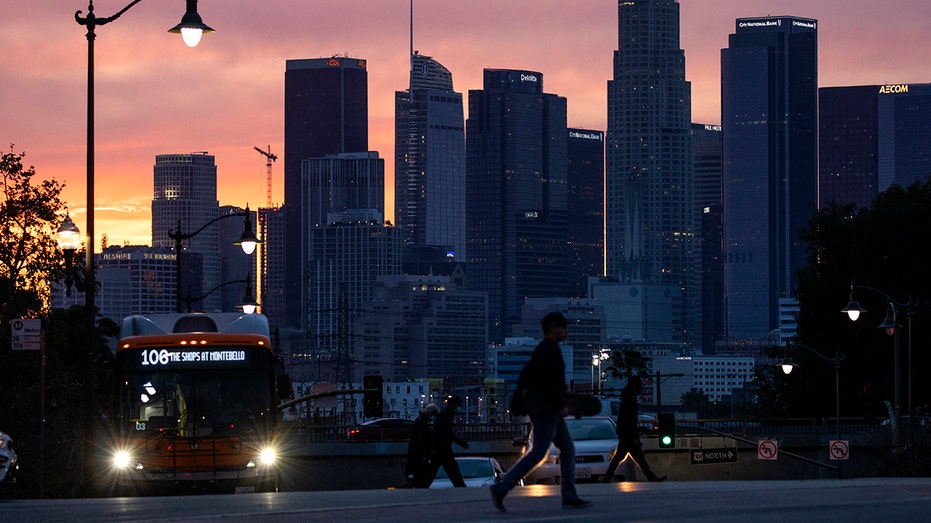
[690,448,738,465]
[758,439,778,460]
[11,318,42,351]
[830,440,850,460]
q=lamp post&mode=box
[74,0,213,494]
[591,349,610,394]
[780,342,845,442]
[56,214,81,296]
[168,206,259,313]
[183,274,259,314]
[841,283,915,443]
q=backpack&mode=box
[509,356,537,416]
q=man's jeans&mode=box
[497,413,578,499]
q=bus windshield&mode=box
[120,369,272,438]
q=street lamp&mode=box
[841,283,915,438]
[167,0,216,47]
[168,206,260,313]
[74,0,213,494]
[56,214,81,296]
[779,342,845,442]
[183,274,259,314]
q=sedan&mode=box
[347,418,414,442]
[522,416,622,484]
[0,431,17,495]
[430,456,512,488]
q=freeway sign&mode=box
[690,448,738,465]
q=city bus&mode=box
[108,313,285,494]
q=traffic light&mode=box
[658,412,676,448]
[363,375,383,418]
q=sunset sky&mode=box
[5,1,930,247]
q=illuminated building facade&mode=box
[606,0,694,344]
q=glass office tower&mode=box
[283,57,369,327]
[466,69,568,342]
[721,16,818,340]
[394,53,466,260]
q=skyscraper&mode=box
[466,69,568,342]
[151,152,219,311]
[567,128,605,298]
[258,206,285,326]
[606,0,693,343]
[395,53,466,259]
[284,56,368,327]
[301,152,385,228]
[721,16,818,340]
[306,210,402,384]
[820,83,931,209]
[692,124,724,352]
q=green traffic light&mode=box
[661,435,672,446]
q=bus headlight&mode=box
[113,450,132,469]
[259,447,276,466]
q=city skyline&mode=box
[5,1,930,246]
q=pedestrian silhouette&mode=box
[602,376,666,482]
[405,403,438,488]
[490,312,591,512]
[426,395,469,487]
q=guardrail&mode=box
[281,417,905,444]
[281,421,530,444]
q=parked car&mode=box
[347,418,414,441]
[523,416,623,484]
[430,456,515,489]
[0,431,18,494]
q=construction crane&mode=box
[253,145,278,207]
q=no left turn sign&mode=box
[830,440,850,460]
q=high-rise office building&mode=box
[151,152,220,311]
[395,53,466,260]
[353,274,487,384]
[258,206,285,326]
[284,56,368,327]
[301,152,384,228]
[567,128,605,299]
[692,124,724,353]
[466,69,569,343]
[306,210,402,384]
[51,245,178,322]
[820,83,931,209]
[606,0,693,344]
[721,16,818,340]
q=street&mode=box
[2,478,931,522]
